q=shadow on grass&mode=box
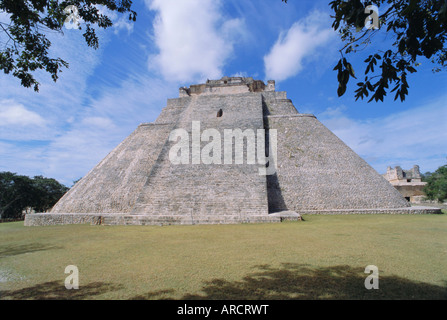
[0,281,123,300]
[4,264,444,300]
[0,244,64,259]
[133,264,447,300]
[132,289,176,300]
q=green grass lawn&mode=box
[1,214,446,300]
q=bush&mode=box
[424,164,447,202]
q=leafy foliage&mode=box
[0,172,69,220]
[328,0,447,102]
[424,163,447,202]
[32,175,70,213]
[0,0,136,91]
[0,172,34,220]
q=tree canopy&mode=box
[2,1,446,101]
[282,0,447,102]
[423,163,447,202]
[0,0,136,91]
[0,172,69,220]
[331,0,447,102]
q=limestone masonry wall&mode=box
[51,123,174,214]
[266,115,410,211]
[131,93,270,218]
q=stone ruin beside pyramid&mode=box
[25,77,441,226]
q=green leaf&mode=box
[333,59,342,71]
[346,63,356,78]
[337,83,347,97]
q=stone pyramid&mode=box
[25,77,439,226]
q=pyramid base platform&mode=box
[24,213,286,226]
[24,207,441,226]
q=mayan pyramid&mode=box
[25,77,439,226]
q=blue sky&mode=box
[0,0,446,186]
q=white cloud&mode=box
[81,117,115,128]
[264,10,335,82]
[113,16,134,35]
[0,100,46,127]
[146,0,245,82]
[96,5,134,35]
[0,100,53,141]
[231,71,249,78]
[318,105,348,118]
[319,98,447,173]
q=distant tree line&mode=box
[422,163,447,203]
[0,172,69,221]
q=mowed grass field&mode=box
[0,214,446,300]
